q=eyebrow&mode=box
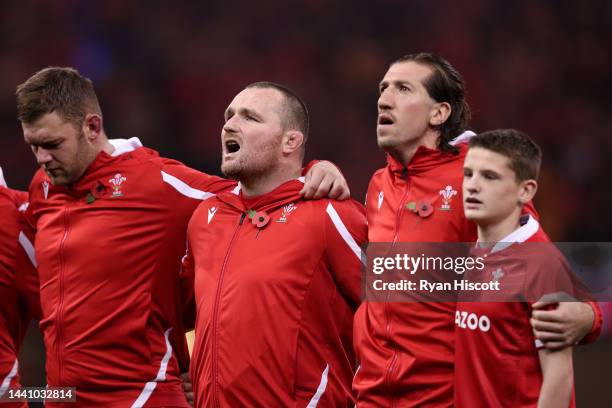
[379,80,414,89]
[224,107,262,120]
[26,135,62,146]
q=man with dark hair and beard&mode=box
[184,82,367,407]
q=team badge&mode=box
[492,267,504,282]
[42,181,49,200]
[377,191,384,210]
[208,206,217,224]
[439,185,457,211]
[109,173,127,197]
[277,203,297,223]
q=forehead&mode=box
[382,61,434,85]
[465,147,513,171]
[227,87,284,115]
[22,112,76,142]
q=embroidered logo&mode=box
[439,185,457,211]
[377,191,384,210]
[42,181,49,200]
[108,173,127,197]
[208,206,217,224]
[277,203,297,223]
[492,268,504,282]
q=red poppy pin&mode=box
[86,181,107,204]
[251,211,270,228]
[416,200,433,218]
[406,200,433,218]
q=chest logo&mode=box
[277,203,297,223]
[492,267,504,282]
[439,185,457,210]
[208,206,217,223]
[377,191,384,210]
[109,173,127,197]
[42,181,49,200]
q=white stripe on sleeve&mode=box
[326,203,364,264]
[131,328,174,408]
[0,359,18,397]
[161,171,214,200]
[18,231,37,268]
[306,364,329,408]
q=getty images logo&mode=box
[455,310,491,332]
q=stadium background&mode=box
[1,0,610,406]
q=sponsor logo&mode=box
[439,185,457,211]
[277,203,297,223]
[455,310,491,332]
[208,206,217,223]
[108,173,127,197]
[42,181,49,199]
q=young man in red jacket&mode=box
[0,168,39,408]
[184,82,367,407]
[352,53,601,407]
[16,68,349,407]
[456,129,575,407]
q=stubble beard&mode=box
[221,146,280,185]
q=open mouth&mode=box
[225,139,241,154]
[378,114,394,125]
[465,197,482,204]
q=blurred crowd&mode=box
[1,0,611,401]
[1,0,611,241]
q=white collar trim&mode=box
[488,214,540,254]
[109,137,143,157]
[0,166,6,187]
[450,130,476,146]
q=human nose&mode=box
[378,88,393,112]
[464,175,480,194]
[222,115,239,134]
[34,147,53,166]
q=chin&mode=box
[377,136,398,150]
[464,209,488,223]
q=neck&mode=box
[389,130,439,165]
[477,209,522,245]
[241,164,301,198]
[98,132,115,155]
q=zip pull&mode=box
[402,167,408,179]
[239,213,246,225]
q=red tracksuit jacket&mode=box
[455,216,576,407]
[354,144,475,407]
[0,186,38,408]
[184,178,367,407]
[353,141,601,407]
[25,140,235,407]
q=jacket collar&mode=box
[217,177,305,214]
[474,214,540,255]
[386,143,466,177]
[385,130,475,177]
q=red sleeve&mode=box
[0,190,18,290]
[324,199,368,308]
[180,242,196,332]
[160,159,237,196]
[580,301,602,344]
[15,214,41,321]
